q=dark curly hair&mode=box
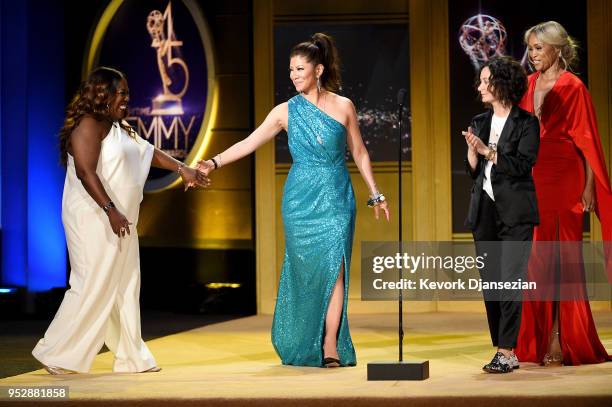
[59,66,134,166]
[290,32,342,92]
[475,56,527,107]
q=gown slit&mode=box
[516,71,611,365]
[271,94,357,367]
[322,256,348,341]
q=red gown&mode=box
[515,71,612,365]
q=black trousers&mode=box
[472,193,534,348]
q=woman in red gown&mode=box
[515,21,612,366]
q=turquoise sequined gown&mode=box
[271,94,357,367]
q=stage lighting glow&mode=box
[86,0,218,193]
[206,283,242,289]
[0,288,17,294]
[1,0,67,291]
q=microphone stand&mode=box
[367,89,429,381]
[398,95,405,362]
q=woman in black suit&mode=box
[463,56,540,373]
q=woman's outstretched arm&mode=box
[198,103,287,173]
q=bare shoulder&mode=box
[271,102,289,115]
[328,93,354,111]
[269,102,289,127]
[328,92,353,108]
[72,115,110,140]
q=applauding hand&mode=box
[462,126,489,156]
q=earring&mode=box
[558,51,567,69]
[316,77,321,93]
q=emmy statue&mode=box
[147,3,190,116]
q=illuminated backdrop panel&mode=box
[449,0,588,233]
[274,23,411,163]
[87,0,216,192]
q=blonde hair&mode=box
[524,21,579,71]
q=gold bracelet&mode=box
[485,149,496,161]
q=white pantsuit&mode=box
[32,122,156,373]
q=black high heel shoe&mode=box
[323,357,340,368]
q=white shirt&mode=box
[483,113,508,201]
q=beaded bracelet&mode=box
[367,193,386,208]
[177,162,186,176]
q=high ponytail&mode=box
[290,32,342,92]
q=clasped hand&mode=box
[180,165,212,191]
[195,159,215,177]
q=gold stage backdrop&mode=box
[133,1,255,251]
[256,0,453,315]
[84,0,254,252]
[255,0,612,315]
[587,0,612,312]
[88,0,611,315]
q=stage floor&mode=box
[1,312,611,405]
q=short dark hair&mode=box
[476,56,527,107]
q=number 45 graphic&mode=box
[147,2,190,115]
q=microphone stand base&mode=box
[367,360,429,381]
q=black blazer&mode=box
[465,105,540,230]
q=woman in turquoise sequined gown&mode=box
[198,33,389,367]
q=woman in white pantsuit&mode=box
[32,67,209,374]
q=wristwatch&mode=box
[102,201,116,214]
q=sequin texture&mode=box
[271,94,357,367]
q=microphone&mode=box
[396,88,407,107]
